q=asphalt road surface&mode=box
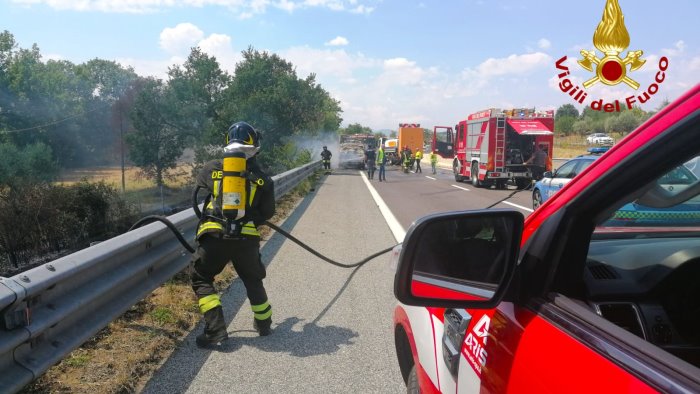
[143,169,405,394]
[142,162,550,393]
[371,165,535,230]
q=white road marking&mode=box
[425,176,436,180]
[360,171,406,242]
[451,184,470,191]
[501,200,534,212]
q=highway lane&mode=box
[371,165,535,230]
[142,169,405,394]
[141,164,550,393]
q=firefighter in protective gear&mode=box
[321,146,332,173]
[401,146,411,173]
[190,121,276,348]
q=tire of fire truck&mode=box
[453,159,463,182]
[471,162,481,187]
[407,366,419,394]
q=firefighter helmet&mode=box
[226,122,260,148]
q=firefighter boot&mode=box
[254,317,272,336]
[196,306,228,348]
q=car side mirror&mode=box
[393,209,523,309]
[543,171,553,178]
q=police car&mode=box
[532,147,609,210]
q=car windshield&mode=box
[597,156,700,230]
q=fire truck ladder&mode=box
[495,115,506,172]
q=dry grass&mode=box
[554,132,625,158]
[21,174,320,394]
[56,165,196,215]
[56,165,192,191]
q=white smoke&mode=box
[290,131,341,168]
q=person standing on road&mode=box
[321,146,332,173]
[525,143,549,181]
[377,144,387,182]
[365,146,376,180]
[401,146,411,173]
[190,121,275,348]
[414,149,423,174]
[430,151,438,174]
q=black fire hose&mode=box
[263,221,395,268]
[130,178,533,268]
[129,215,197,254]
[128,215,396,268]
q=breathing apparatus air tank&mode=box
[222,149,247,235]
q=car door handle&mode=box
[557,183,563,188]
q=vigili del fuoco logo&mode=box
[555,0,669,112]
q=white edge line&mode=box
[501,200,534,213]
[360,171,406,243]
[451,184,470,191]
[425,176,436,180]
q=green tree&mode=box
[555,116,576,135]
[127,78,185,187]
[606,111,642,134]
[167,48,230,147]
[339,123,373,135]
[0,142,58,188]
[219,47,342,171]
[572,119,592,134]
[555,104,579,120]
[112,77,148,191]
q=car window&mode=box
[554,160,579,179]
[585,154,700,373]
[660,166,697,185]
[575,159,595,175]
[599,156,700,228]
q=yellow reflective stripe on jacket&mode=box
[198,294,221,313]
[251,301,272,320]
[213,180,220,198]
[241,222,259,236]
[197,221,224,237]
[240,184,260,236]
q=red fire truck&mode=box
[450,108,555,189]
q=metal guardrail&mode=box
[0,160,321,393]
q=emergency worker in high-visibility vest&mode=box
[377,145,387,182]
[190,121,275,348]
[414,149,423,174]
[430,151,438,174]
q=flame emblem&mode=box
[578,0,645,89]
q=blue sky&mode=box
[2,0,698,130]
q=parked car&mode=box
[531,149,605,209]
[586,133,614,145]
[392,85,700,393]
